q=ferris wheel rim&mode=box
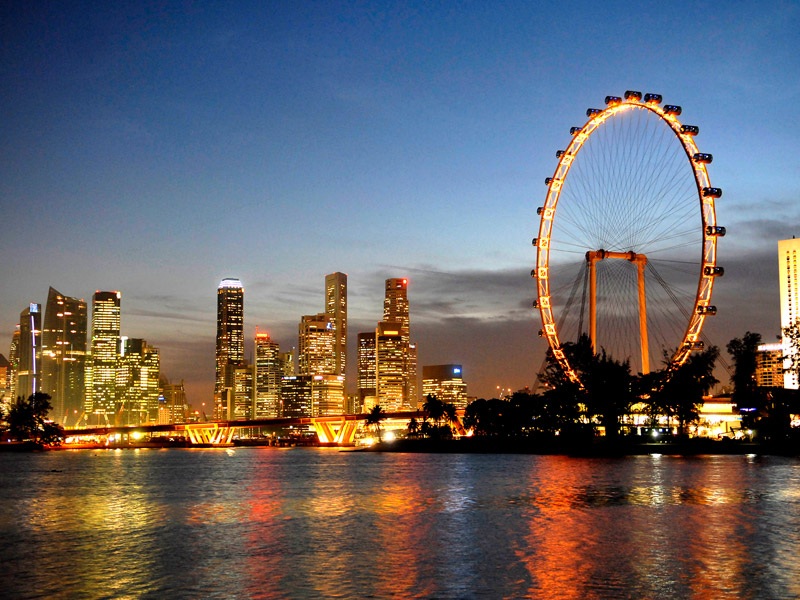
[533,93,722,385]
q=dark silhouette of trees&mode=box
[727,332,763,411]
[421,394,457,438]
[584,350,635,439]
[3,392,65,445]
[660,346,720,436]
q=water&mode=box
[1,449,799,599]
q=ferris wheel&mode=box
[532,90,724,385]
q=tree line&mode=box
[385,331,800,443]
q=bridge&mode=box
[64,411,430,447]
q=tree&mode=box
[364,404,385,443]
[422,394,445,426]
[3,392,65,445]
[407,416,420,438]
[726,332,763,410]
[584,350,635,439]
[659,346,720,436]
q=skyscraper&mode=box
[384,278,409,344]
[298,313,342,412]
[422,364,468,410]
[0,354,12,407]
[378,277,416,408]
[375,321,405,411]
[779,238,800,388]
[325,272,347,378]
[7,327,19,402]
[117,337,160,425]
[357,331,376,412]
[41,287,87,425]
[17,303,42,399]
[255,331,282,418]
[298,313,336,376]
[215,278,244,418]
[90,291,121,421]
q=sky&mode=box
[1,1,799,404]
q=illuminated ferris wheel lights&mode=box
[535,91,724,383]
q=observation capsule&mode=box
[532,299,539,309]
[644,93,662,104]
[586,108,602,118]
[702,187,722,198]
[706,225,726,236]
[680,125,699,135]
[696,305,718,315]
[570,126,582,135]
[703,266,724,276]
[664,105,682,116]
[536,206,544,215]
[545,177,553,185]
[532,238,538,247]
[530,269,537,279]
[624,90,642,101]
[693,153,713,164]
[605,95,622,106]
[556,150,566,158]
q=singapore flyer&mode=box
[533,91,724,385]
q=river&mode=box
[1,448,799,599]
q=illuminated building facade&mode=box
[357,332,376,412]
[281,375,312,418]
[255,331,282,418]
[375,321,405,411]
[40,287,87,425]
[756,342,784,389]
[379,278,418,408]
[17,303,42,399]
[311,374,345,416]
[232,363,254,420]
[422,364,468,410]
[215,278,244,418]
[0,354,11,408]
[90,291,121,420]
[117,337,160,425]
[408,342,419,408]
[780,238,800,389]
[7,327,19,402]
[159,378,187,424]
[325,272,347,378]
[298,313,343,413]
[298,313,336,376]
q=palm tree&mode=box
[422,394,445,426]
[365,404,386,443]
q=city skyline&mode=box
[2,2,798,403]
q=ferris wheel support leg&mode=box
[587,253,597,355]
[636,256,649,374]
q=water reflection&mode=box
[1,451,799,598]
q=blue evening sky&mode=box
[1,1,798,402]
